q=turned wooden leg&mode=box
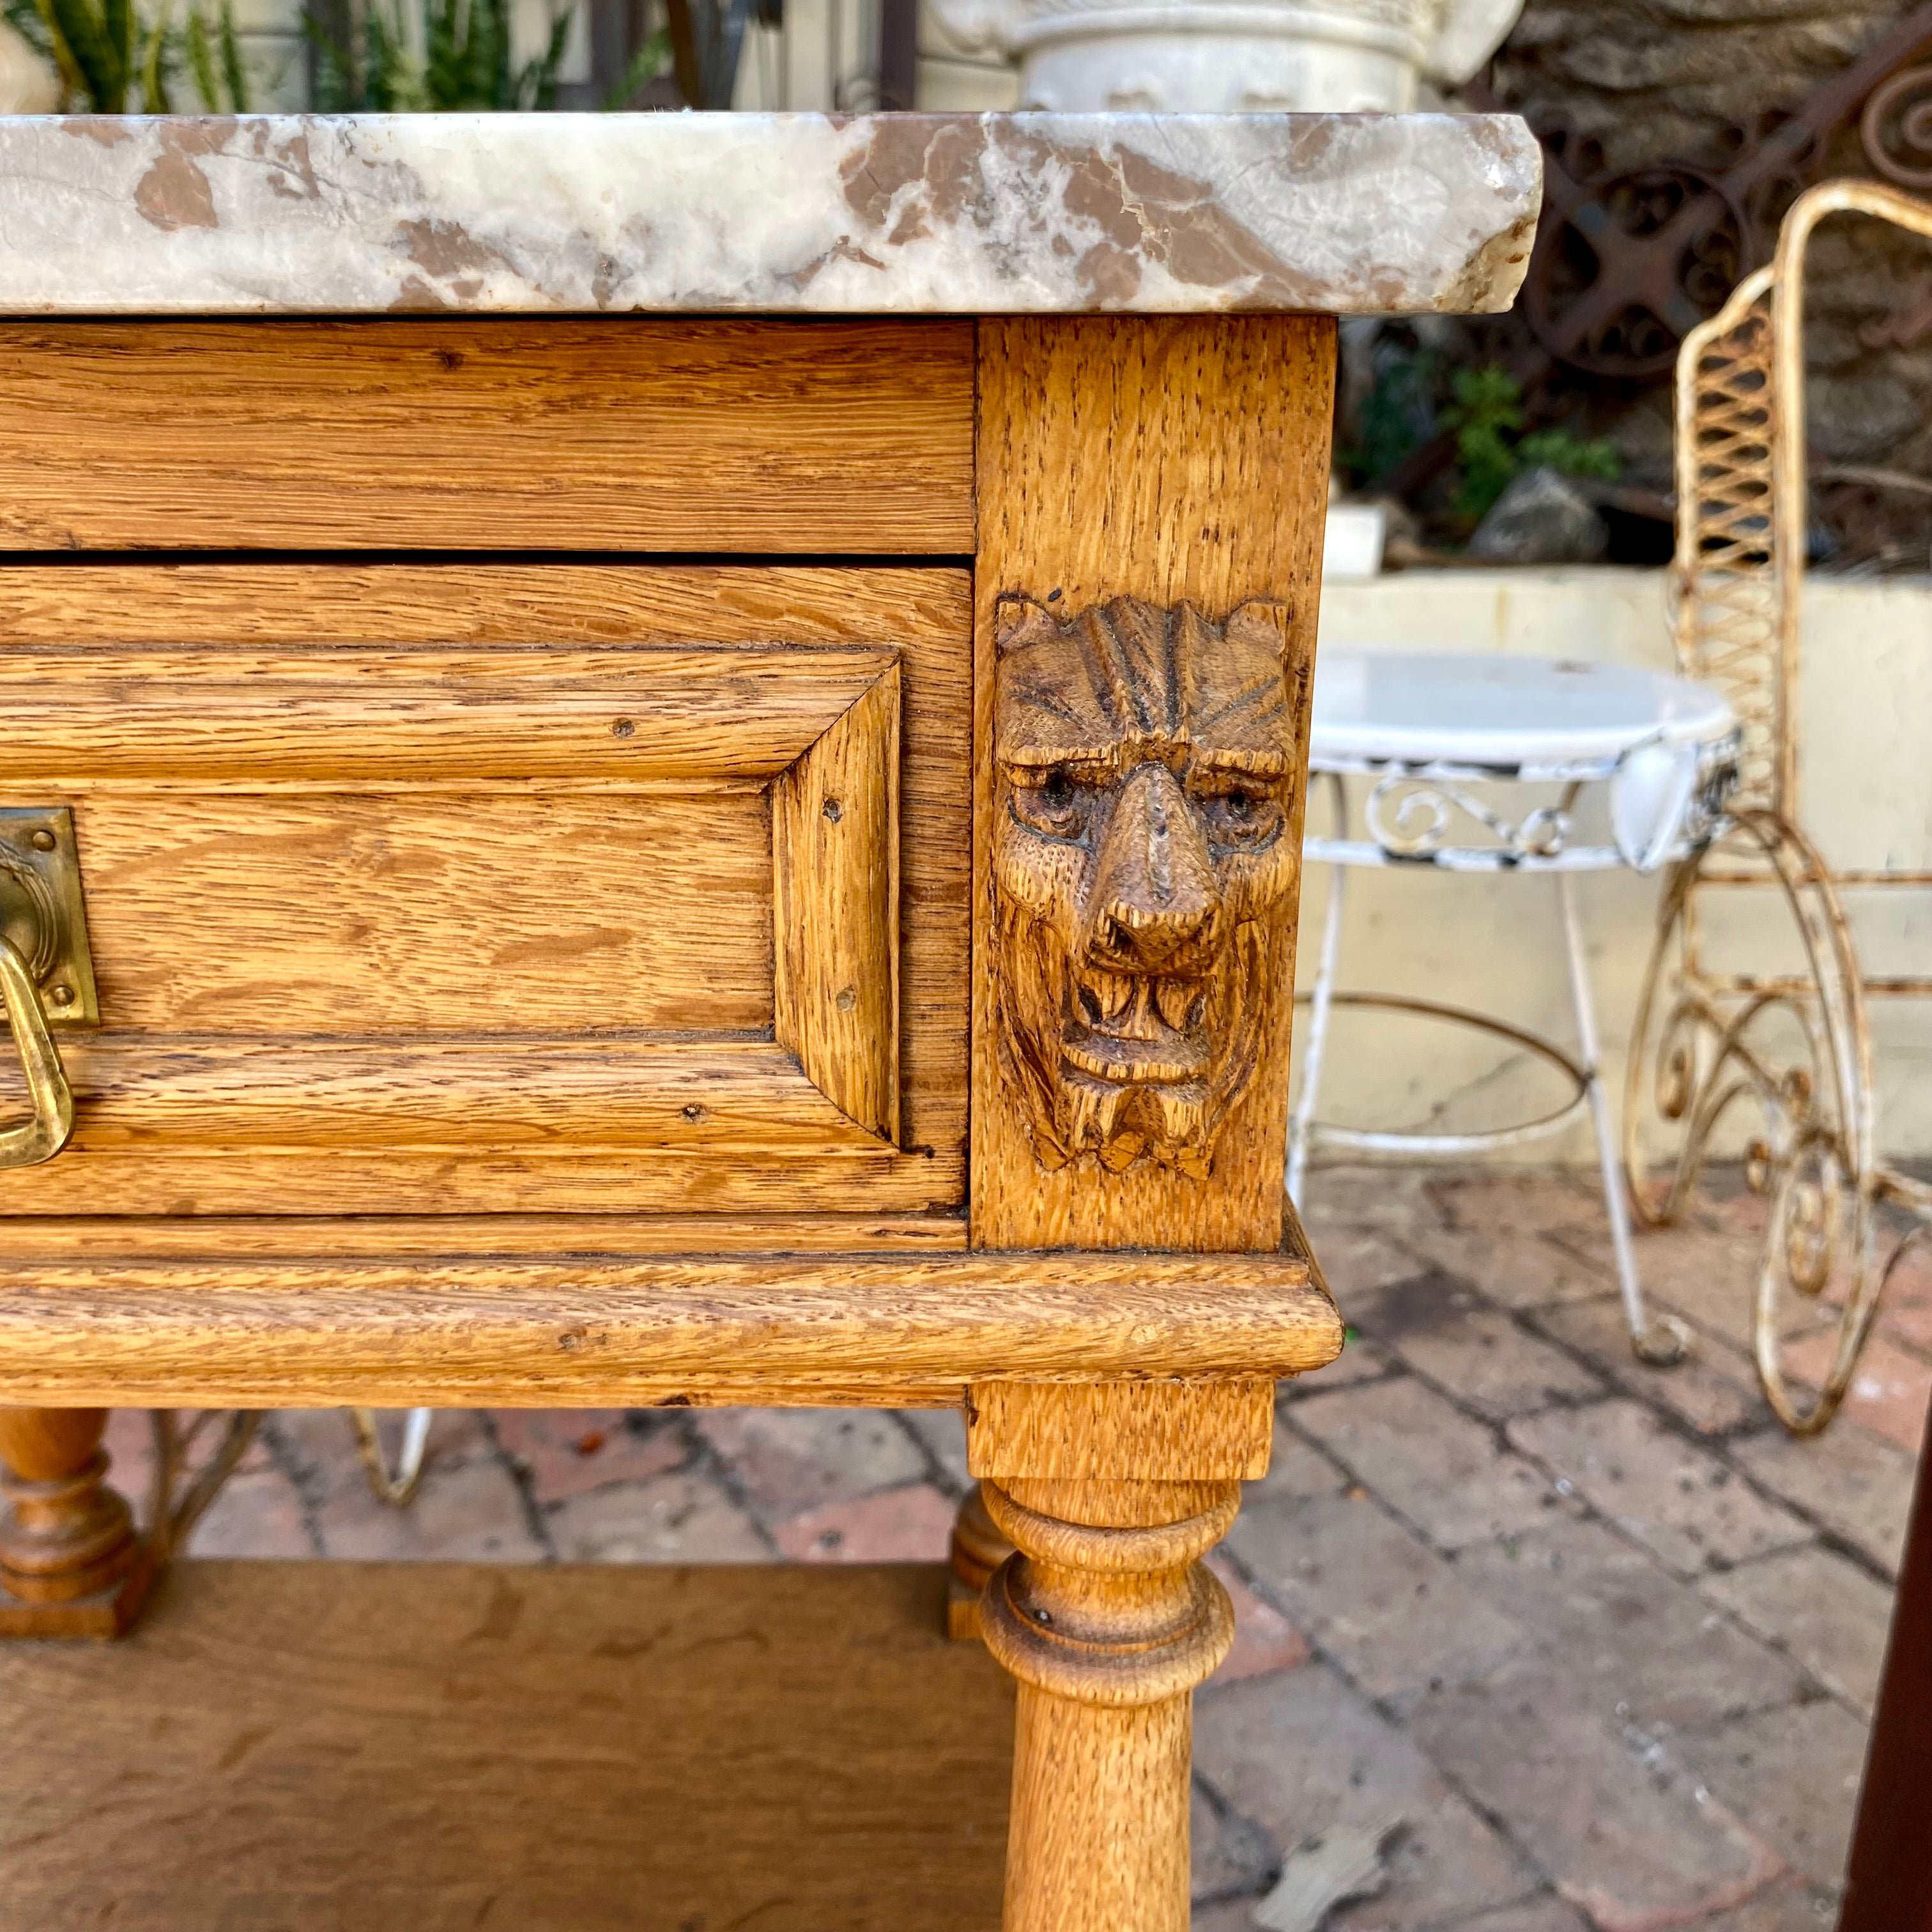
[946,1481,1016,1641]
[979,1476,1238,1932]
[0,1406,153,1639]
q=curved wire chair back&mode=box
[1672,179,1932,820]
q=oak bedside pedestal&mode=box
[0,112,1537,1931]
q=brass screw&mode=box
[680,1103,705,1123]
[611,718,636,739]
[29,829,54,852]
[49,984,73,1008]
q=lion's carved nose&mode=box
[1084,764,1220,970]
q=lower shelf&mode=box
[0,1559,1015,1931]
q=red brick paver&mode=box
[157,1166,1916,1931]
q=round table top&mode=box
[1309,651,1735,769]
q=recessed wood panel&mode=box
[0,319,975,553]
[56,793,771,1036]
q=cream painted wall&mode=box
[1303,567,1932,1170]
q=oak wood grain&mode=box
[50,1039,886,1151]
[0,320,975,553]
[0,562,970,645]
[0,1250,1339,1407]
[0,1561,1013,1929]
[774,664,901,1142]
[61,793,773,1036]
[990,1476,1238,1932]
[0,1212,970,1259]
[0,1402,145,1630]
[965,316,1337,1932]
[971,316,1335,1255]
[0,1146,957,1217]
[0,564,970,1220]
[0,645,896,783]
[965,1379,1278,1482]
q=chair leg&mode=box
[1556,874,1685,1365]
[1287,777,1349,1204]
[980,1475,1238,1932]
[0,1406,153,1639]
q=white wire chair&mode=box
[1625,178,1932,1434]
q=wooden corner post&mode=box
[966,314,1336,1932]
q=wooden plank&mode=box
[0,1561,1014,1931]
[0,645,894,783]
[0,562,970,644]
[0,1146,960,1217]
[0,1212,970,1259]
[774,664,900,1142]
[0,319,976,553]
[970,314,1335,1255]
[0,1250,1340,1406]
[54,1039,885,1152]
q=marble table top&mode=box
[0,112,1538,317]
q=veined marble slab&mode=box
[0,112,1537,316]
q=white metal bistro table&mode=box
[1288,651,1740,1362]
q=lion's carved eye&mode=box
[1197,781,1282,849]
[1013,766,1094,841]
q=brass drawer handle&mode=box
[0,934,73,1168]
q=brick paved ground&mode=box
[116,1166,1929,1932]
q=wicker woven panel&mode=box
[1675,274,1783,814]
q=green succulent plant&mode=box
[310,0,572,112]
[1442,365,1623,522]
[4,0,252,109]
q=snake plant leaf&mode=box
[40,0,126,107]
[138,0,176,109]
[216,0,243,106]
[182,3,216,105]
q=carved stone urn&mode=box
[929,0,1523,111]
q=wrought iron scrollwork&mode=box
[1863,63,1932,189]
[1623,812,1887,1435]
[146,1409,263,1560]
[1363,775,1571,862]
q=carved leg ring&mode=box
[979,1477,1239,1932]
[947,1482,1017,1641]
[0,1406,152,1638]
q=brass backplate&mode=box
[0,809,98,1027]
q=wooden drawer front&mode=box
[0,566,968,1217]
[0,320,975,555]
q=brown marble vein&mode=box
[0,111,1538,317]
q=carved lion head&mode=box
[992,594,1305,1179]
